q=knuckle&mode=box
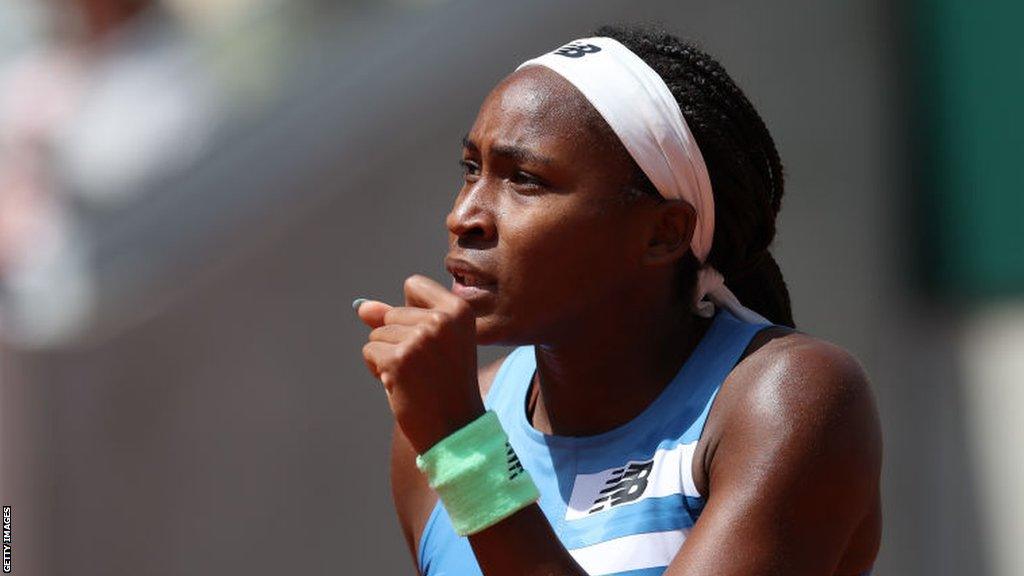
[403,275,423,293]
[394,341,414,363]
[413,324,434,341]
[391,348,414,377]
[428,310,448,328]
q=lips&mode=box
[445,257,496,286]
[445,256,497,299]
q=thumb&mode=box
[354,298,392,329]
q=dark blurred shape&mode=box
[908,0,1024,300]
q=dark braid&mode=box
[595,24,795,328]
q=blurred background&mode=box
[0,0,1021,574]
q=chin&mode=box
[473,317,502,346]
[473,315,520,347]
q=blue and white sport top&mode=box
[417,308,773,576]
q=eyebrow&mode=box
[462,134,556,166]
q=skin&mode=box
[358,66,882,575]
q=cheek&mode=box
[497,208,638,322]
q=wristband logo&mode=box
[506,441,526,481]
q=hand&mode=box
[356,274,486,454]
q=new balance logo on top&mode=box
[506,441,525,481]
[553,42,602,59]
[564,442,702,521]
[587,460,653,514]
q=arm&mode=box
[389,355,510,572]
[362,276,588,576]
[390,423,434,573]
[665,336,882,576]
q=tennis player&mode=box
[356,25,881,576]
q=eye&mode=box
[458,159,480,179]
[511,170,546,189]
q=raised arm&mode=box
[363,276,589,576]
[389,353,508,572]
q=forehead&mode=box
[469,66,615,153]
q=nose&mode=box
[445,183,497,247]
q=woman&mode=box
[356,25,881,576]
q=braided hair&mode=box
[596,24,795,328]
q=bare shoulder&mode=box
[729,331,879,449]
[389,353,509,570]
[738,331,877,429]
[697,330,882,495]
[691,331,883,571]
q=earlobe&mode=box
[642,201,696,266]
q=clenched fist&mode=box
[355,274,486,455]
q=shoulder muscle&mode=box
[674,334,881,575]
[713,334,881,496]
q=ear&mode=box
[642,200,696,266]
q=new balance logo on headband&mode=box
[553,42,602,59]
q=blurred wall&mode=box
[0,0,991,574]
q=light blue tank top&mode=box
[417,308,772,576]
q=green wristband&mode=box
[416,411,540,536]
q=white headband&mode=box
[516,37,771,325]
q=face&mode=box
[445,66,665,346]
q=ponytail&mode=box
[726,251,794,328]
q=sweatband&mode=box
[416,411,540,536]
[516,38,771,325]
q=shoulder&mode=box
[751,332,877,433]
[728,331,880,458]
[681,331,882,573]
[738,331,875,418]
[697,330,881,495]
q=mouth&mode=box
[450,270,497,288]
[446,257,498,300]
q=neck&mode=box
[528,299,711,437]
